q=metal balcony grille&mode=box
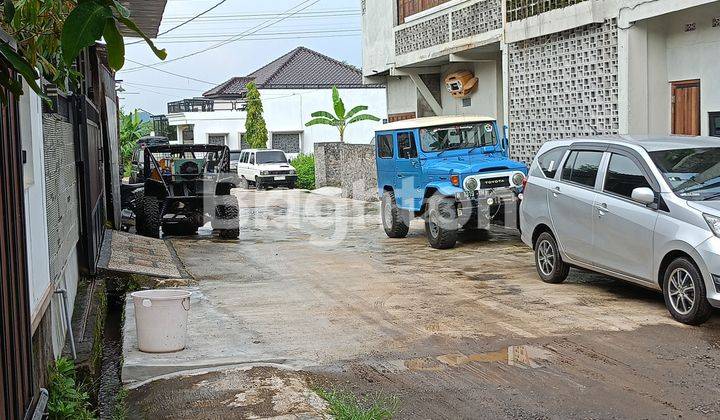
[167,98,214,114]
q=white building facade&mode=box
[166,47,387,155]
[362,0,720,163]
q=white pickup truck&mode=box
[236,149,297,190]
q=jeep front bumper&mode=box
[456,188,520,230]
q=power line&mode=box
[161,9,358,21]
[122,58,219,85]
[136,29,360,41]
[122,0,321,72]
[135,33,360,45]
[126,0,230,45]
[123,81,205,92]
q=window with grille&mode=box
[208,134,227,145]
[271,133,300,153]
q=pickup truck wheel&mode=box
[381,190,409,238]
[425,195,457,249]
[534,232,569,283]
[140,195,161,238]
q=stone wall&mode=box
[340,144,378,202]
[315,142,378,201]
[314,142,343,187]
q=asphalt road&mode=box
[129,188,720,419]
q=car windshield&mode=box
[650,147,720,201]
[230,152,241,161]
[419,122,497,153]
[256,151,287,164]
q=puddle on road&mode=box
[404,345,555,372]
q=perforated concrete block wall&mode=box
[508,20,619,163]
[451,0,502,41]
[43,114,80,282]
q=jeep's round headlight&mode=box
[512,172,525,187]
[260,170,269,175]
[465,177,478,191]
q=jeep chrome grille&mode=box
[464,171,524,192]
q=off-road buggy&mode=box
[135,144,240,239]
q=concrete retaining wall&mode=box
[315,142,378,201]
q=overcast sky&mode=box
[117,0,362,115]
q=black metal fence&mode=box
[167,98,214,113]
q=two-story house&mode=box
[362,0,720,162]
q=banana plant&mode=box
[0,0,166,99]
[305,86,380,142]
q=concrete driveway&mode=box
[126,189,720,419]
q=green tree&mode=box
[120,109,151,175]
[244,81,268,149]
[0,0,165,99]
[305,86,380,142]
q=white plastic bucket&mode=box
[131,289,192,353]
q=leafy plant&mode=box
[244,81,268,149]
[48,358,96,420]
[0,0,166,98]
[305,86,380,142]
[290,153,315,190]
[120,109,151,176]
[314,387,398,420]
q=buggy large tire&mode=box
[214,196,239,239]
[424,194,458,249]
[140,195,161,238]
[133,189,146,231]
[381,190,409,238]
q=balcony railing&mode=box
[167,98,214,114]
[394,0,502,56]
[506,0,587,22]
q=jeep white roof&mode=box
[378,115,496,132]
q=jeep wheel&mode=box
[381,190,409,238]
[534,232,569,284]
[662,258,712,325]
[133,189,146,232]
[140,195,161,238]
[424,194,457,249]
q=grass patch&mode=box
[48,358,96,420]
[314,387,398,420]
[112,388,129,420]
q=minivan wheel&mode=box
[534,232,569,284]
[381,190,409,238]
[662,258,712,325]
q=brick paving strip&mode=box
[97,230,184,278]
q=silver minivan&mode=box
[520,135,720,325]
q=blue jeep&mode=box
[375,116,528,249]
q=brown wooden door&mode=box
[672,80,700,135]
[0,59,34,420]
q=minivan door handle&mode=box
[596,203,609,217]
[552,186,562,198]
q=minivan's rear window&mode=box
[534,147,567,178]
[561,151,603,187]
